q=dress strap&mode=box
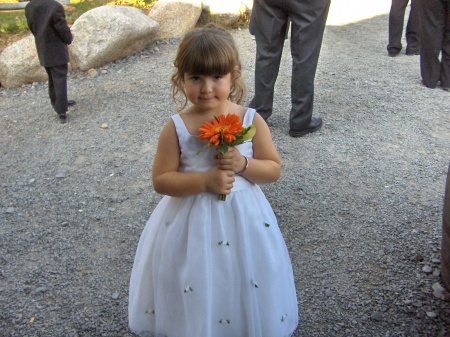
[242,108,256,127]
[170,114,189,139]
[171,114,184,130]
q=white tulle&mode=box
[129,109,298,337]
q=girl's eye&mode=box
[214,75,223,80]
[189,76,200,80]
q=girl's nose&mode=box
[201,78,213,93]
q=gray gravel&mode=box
[1,14,450,337]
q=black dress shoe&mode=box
[388,50,400,57]
[289,117,323,137]
[58,113,68,124]
[68,100,76,106]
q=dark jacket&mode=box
[25,0,73,67]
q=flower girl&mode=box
[128,24,298,337]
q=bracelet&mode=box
[236,155,249,174]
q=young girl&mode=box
[128,24,298,337]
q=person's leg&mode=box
[249,0,288,121]
[288,0,330,131]
[49,64,69,115]
[45,66,56,110]
[405,0,421,54]
[439,0,450,89]
[418,0,445,88]
[388,0,409,55]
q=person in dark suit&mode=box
[387,0,421,57]
[249,0,331,138]
[417,0,449,91]
[25,0,75,122]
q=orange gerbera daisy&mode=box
[199,113,245,147]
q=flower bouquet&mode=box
[198,113,256,201]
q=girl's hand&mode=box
[205,166,235,194]
[216,147,246,174]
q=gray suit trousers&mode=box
[250,0,330,130]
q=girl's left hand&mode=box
[216,147,246,174]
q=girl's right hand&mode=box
[205,166,235,195]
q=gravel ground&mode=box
[1,12,450,337]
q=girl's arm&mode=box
[216,112,281,184]
[152,119,235,197]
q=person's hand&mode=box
[216,147,246,173]
[205,166,235,195]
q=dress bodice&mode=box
[171,108,256,192]
[171,108,256,173]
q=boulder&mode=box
[69,5,159,71]
[148,0,202,40]
[199,0,249,27]
[0,35,47,88]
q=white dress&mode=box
[128,108,298,337]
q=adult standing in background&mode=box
[249,0,331,138]
[387,0,420,57]
[417,0,449,91]
[25,0,75,123]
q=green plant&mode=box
[0,13,28,33]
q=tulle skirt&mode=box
[129,182,298,337]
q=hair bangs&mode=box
[180,34,235,76]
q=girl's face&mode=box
[183,73,232,112]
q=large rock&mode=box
[0,35,47,88]
[148,0,202,40]
[199,0,249,27]
[69,5,159,71]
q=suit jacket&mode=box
[25,0,73,67]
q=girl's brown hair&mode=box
[171,24,246,111]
